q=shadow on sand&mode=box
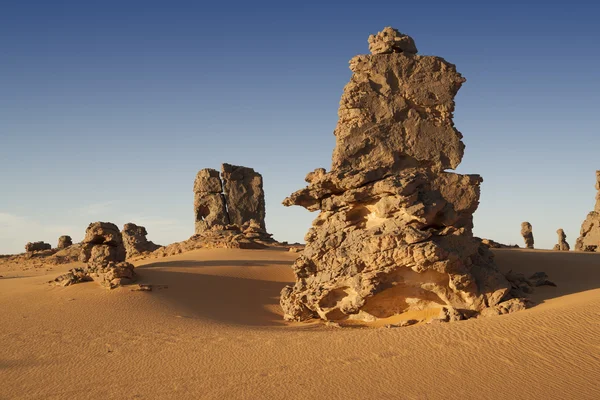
[134,259,294,327]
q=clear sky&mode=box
[1,0,599,254]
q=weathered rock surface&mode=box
[122,223,161,258]
[193,164,271,245]
[480,238,519,249]
[55,222,135,289]
[221,163,267,231]
[575,171,600,252]
[25,241,51,252]
[553,229,570,251]
[57,235,73,249]
[521,222,534,249]
[279,28,534,324]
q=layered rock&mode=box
[575,171,600,252]
[553,229,570,251]
[55,222,135,289]
[25,241,51,252]
[57,235,73,249]
[521,222,534,249]
[280,27,530,324]
[122,223,161,258]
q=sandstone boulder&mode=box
[25,241,51,252]
[194,168,230,233]
[521,222,534,249]
[122,223,161,258]
[575,171,600,252]
[280,28,531,325]
[57,235,73,249]
[553,229,570,251]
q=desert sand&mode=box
[1,248,599,399]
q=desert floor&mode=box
[1,247,599,399]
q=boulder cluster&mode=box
[520,222,534,249]
[193,163,272,243]
[575,171,600,252]
[54,222,135,289]
[25,241,51,252]
[279,27,532,324]
[122,223,161,258]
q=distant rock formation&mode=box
[25,241,51,252]
[193,163,269,240]
[553,229,570,251]
[521,222,534,249]
[575,171,600,252]
[122,223,161,258]
[54,222,135,289]
[57,235,73,249]
[279,27,534,324]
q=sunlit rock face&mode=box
[280,27,526,324]
[575,171,600,252]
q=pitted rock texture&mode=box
[368,27,418,55]
[55,222,135,289]
[280,28,531,325]
[57,235,73,249]
[25,241,51,252]
[193,164,269,240]
[122,223,161,258]
[553,229,570,251]
[575,171,600,252]
[521,222,534,249]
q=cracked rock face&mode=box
[193,164,267,234]
[553,229,570,251]
[575,171,600,252]
[122,223,161,258]
[521,222,534,249]
[279,27,525,324]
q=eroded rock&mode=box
[521,222,534,249]
[25,241,51,252]
[54,222,135,289]
[279,27,536,325]
[122,223,161,258]
[553,229,570,251]
[57,235,73,249]
[575,171,600,252]
[194,168,230,234]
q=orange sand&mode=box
[1,248,599,399]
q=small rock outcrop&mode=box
[521,222,534,249]
[193,163,270,243]
[25,241,51,252]
[575,171,600,252]
[54,222,135,289]
[122,223,161,258]
[553,229,570,251]
[57,235,73,249]
[279,28,532,325]
[480,238,519,249]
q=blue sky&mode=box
[1,0,599,253]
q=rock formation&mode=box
[54,222,135,289]
[57,235,73,249]
[553,229,570,251]
[575,171,600,252]
[480,238,519,249]
[25,241,51,252]
[121,223,161,258]
[193,163,269,239]
[280,27,532,324]
[521,222,534,249]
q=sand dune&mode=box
[1,248,599,399]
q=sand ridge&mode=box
[1,248,599,399]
